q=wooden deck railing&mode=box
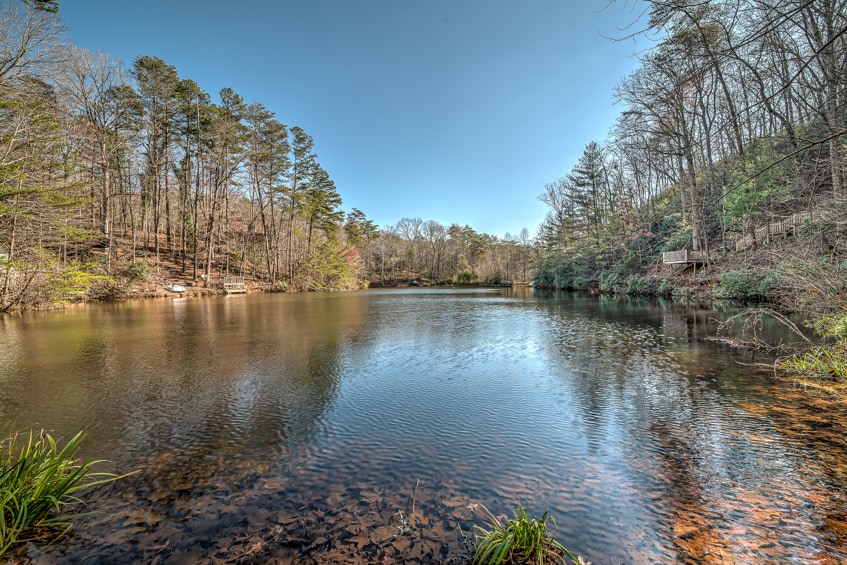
[222,276,245,293]
[735,210,822,252]
[212,276,246,293]
[662,249,707,264]
[662,207,829,266]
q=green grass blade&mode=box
[0,429,132,558]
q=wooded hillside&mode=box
[4,0,845,312]
[535,0,846,315]
[0,1,537,310]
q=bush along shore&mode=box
[533,219,847,393]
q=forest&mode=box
[535,0,846,310]
[530,0,847,386]
[1,0,846,319]
[0,0,534,312]
[4,2,847,561]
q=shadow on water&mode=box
[1,289,846,563]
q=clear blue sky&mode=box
[59,1,648,239]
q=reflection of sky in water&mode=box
[0,291,845,563]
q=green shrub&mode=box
[777,313,847,390]
[718,270,757,298]
[660,228,693,253]
[0,430,130,556]
[625,274,650,295]
[457,270,478,284]
[759,274,776,297]
[716,269,774,301]
[472,504,582,565]
[270,280,288,292]
[120,261,151,282]
[487,271,503,285]
[571,271,594,291]
[533,268,554,288]
[658,279,674,296]
[309,241,361,290]
[778,344,847,384]
[552,263,575,289]
[599,271,623,293]
[672,286,695,299]
[45,263,111,304]
[811,314,847,340]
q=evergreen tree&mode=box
[304,164,343,256]
[171,77,210,274]
[131,55,179,260]
[243,102,289,283]
[286,126,317,280]
[567,141,609,237]
[201,87,246,278]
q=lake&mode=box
[1,288,846,563]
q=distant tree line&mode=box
[364,220,534,285]
[0,1,537,308]
[536,0,846,292]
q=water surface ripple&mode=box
[0,289,845,563]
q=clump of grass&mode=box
[775,313,847,391]
[472,503,588,565]
[0,430,130,556]
[778,343,847,392]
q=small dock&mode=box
[213,276,246,294]
[662,249,707,275]
[662,249,707,265]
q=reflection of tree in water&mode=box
[537,293,847,563]
[649,420,732,563]
[7,292,847,562]
[2,295,365,563]
[737,386,847,560]
[647,408,847,563]
[642,362,847,562]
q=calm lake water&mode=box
[1,288,846,564]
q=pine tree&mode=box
[286,126,317,281]
[567,141,609,238]
[243,102,289,283]
[304,164,343,256]
[131,55,179,261]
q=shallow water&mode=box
[1,289,846,563]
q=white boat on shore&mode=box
[164,283,187,293]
